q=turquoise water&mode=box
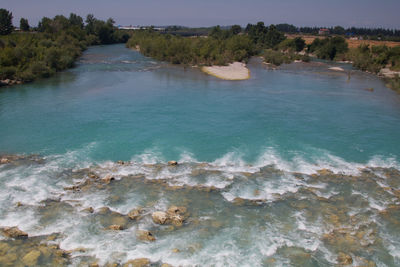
[1,44,400,266]
[1,44,400,164]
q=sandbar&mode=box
[201,62,250,80]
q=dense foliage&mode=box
[245,23,286,49]
[346,45,400,73]
[127,29,255,65]
[0,12,129,84]
[127,22,297,66]
[307,37,349,60]
[0,9,13,35]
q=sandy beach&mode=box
[201,62,250,80]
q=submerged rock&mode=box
[128,208,143,220]
[1,227,28,238]
[136,230,156,242]
[337,252,353,265]
[22,250,41,266]
[123,258,150,267]
[107,224,123,230]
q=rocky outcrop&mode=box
[123,258,150,267]
[101,174,115,184]
[168,160,178,166]
[0,79,22,86]
[1,226,28,238]
[127,208,143,220]
[136,230,156,242]
[107,224,123,230]
[152,211,169,224]
[337,252,353,265]
[152,205,188,226]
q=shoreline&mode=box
[201,62,250,80]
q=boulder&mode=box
[152,211,168,224]
[136,230,156,242]
[0,158,11,164]
[169,214,184,227]
[128,208,142,220]
[123,258,150,267]
[22,250,41,266]
[168,161,178,166]
[101,174,115,184]
[337,252,353,265]
[161,264,173,267]
[167,205,187,215]
[1,227,28,238]
[107,224,123,230]
[83,207,94,213]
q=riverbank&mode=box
[201,62,250,80]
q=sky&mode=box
[2,0,400,29]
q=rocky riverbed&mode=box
[1,154,399,266]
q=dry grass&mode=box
[286,34,400,48]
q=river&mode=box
[0,44,399,266]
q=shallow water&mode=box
[0,44,400,266]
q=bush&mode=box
[0,66,17,79]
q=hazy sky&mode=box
[2,0,400,28]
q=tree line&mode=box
[0,9,130,84]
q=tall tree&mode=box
[20,18,30,31]
[0,8,13,35]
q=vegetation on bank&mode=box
[127,28,255,65]
[127,22,309,67]
[0,9,129,85]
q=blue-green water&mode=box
[1,44,399,165]
[1,44,400,266]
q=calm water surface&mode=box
[0,44,400,266]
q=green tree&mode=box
[293,37,305,52]
[69,13,84,28]
[20,18,29,31]
[230,25,242,35]
[0,8,13,35]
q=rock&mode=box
[22,250,41,266]
[337,252,353,265]
[123,258,150,267]
[233,197,245,205]
[98,207,111,214]
[16,202,23,207]
[107,224,123,230]
[88,173,99,179]
[152,211,169,224]
[117,160,125,165]
[168,161,178,166]
[101,174,115,184]
[0,158,11,164]
[161,264,173,267]
[136,230,156,242]
[167,205,187,215]
[317,169,333,176]
[128,208,142,220]
[83,207,94,213]
[1,227,28,238]
[172,248,180,253]
[169,214,184,227]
